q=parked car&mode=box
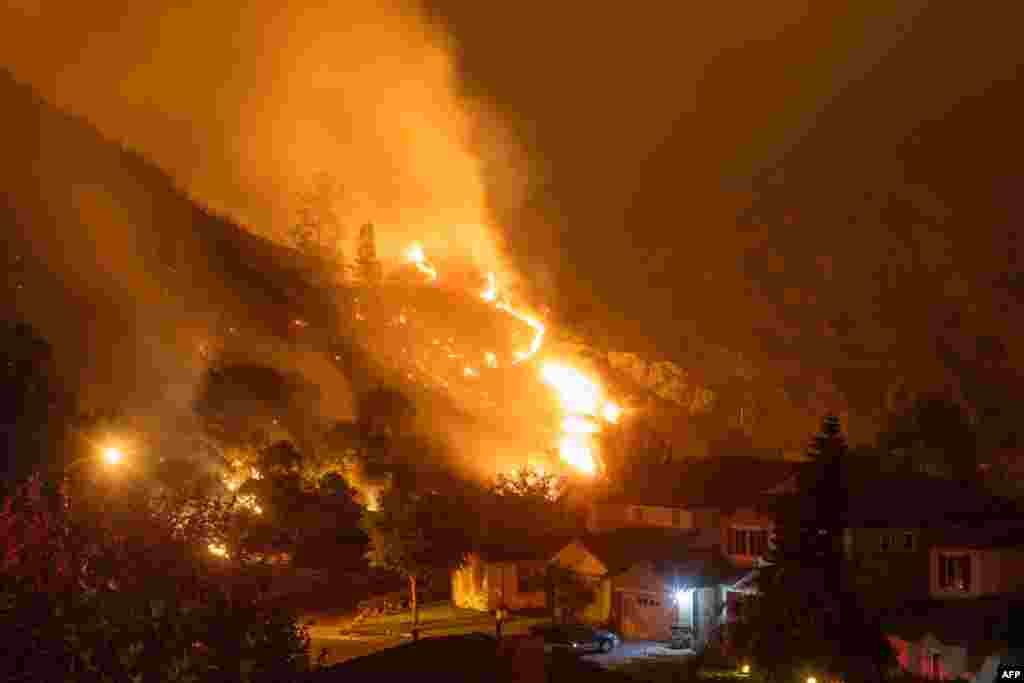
[529,624,622,654]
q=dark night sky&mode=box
[3,0,1024,443]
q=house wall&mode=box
[848,527,931,605]
[692,508,724,548]
[553,540,610,577]
[721,507,774,567]
[587,502,694,533]
[453,555,548,611]
[983,547,1024,595]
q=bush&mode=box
[0,573,310,683]
[0,473,311,683]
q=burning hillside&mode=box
[350,240,623,477]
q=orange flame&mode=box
[405,242,438,281]
[541,363,602,416]
[481,272,545,364]
[557,434,597,476]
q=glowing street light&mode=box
[102,447,123,466]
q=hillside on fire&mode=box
[0,64,828,504]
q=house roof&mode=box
[933,521,1024,549]
[476,534,574,563]
[834,463,1020,527]
[600,456,799,509]
[572,528,748,586]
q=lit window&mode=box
[729,528,769,556]
[672,509,682,526]
[633,506,645,523]
[938,554,971,591]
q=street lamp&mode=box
[102,447,123,466]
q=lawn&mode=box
[306,601,551,666]
[346,600,550,636]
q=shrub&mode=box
[0,473,311,683]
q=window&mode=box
[938,553,972,591]
[880,533,892,551]
[903,532,916,551]
[672,508,682,526]
[728,528,770,556]
[633,506,645,523]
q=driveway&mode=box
[583,640,695,668]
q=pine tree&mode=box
[733,415,893,682]
[355,223,382,286]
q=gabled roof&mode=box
[476,534,574,563]
[600,456,799,509]
[570,528,747,586]
[834,462,1020,527]
[933,521,1024,550]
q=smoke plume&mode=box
[0,0,526,274]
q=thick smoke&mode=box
[0,0,526,274]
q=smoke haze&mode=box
[0,0,524,273]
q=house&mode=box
[553,528,748,645]
[452,526,748,647]
[878,522,1024,680]
[587,456,797,569]
[451,536,571,612]
[829,465,1021,610]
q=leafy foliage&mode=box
[0,473,311,682]
[361,486,474,627]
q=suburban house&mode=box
[834,466,1014,610]
[552,528,747,645]
[451,536,571,612]
[454,456,797,647]
[877,520,1024,680]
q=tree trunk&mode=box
[410,575,420,639]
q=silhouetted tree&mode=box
[361,487,473,634]
[878,394,978,483]
[355,222,383,286]
[734,416,893,682]
[0,321,68,495]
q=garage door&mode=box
[620,591,673,641]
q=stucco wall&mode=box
[588,503,694,532]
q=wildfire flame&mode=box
[557,434,596,476]
[208,542,229,558]
[481,272,545,365]
[405,242,438,281]
[400,243,621,477]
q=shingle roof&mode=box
[476,534,574,563]
[574,528,747,585]
[934,521,1024,549]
